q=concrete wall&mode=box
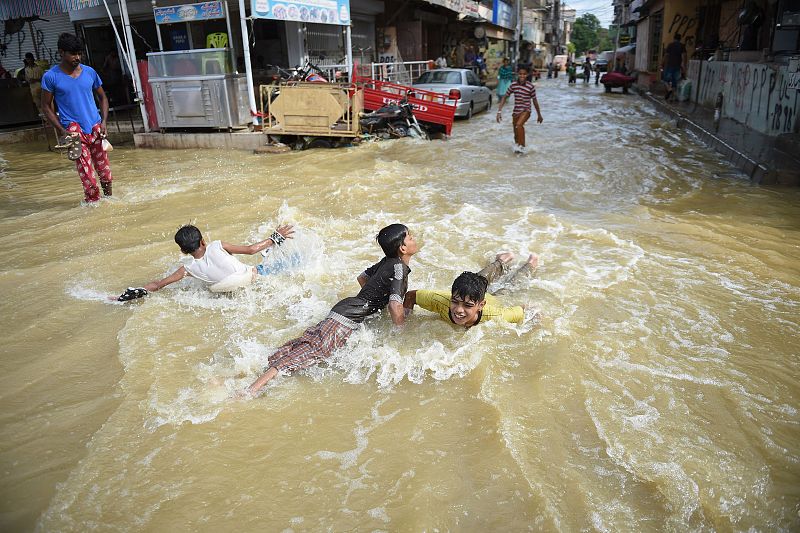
[662,0,697,55]
[688,60,800,136]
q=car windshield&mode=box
[415,71,462,84]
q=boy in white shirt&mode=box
[123,224,294,298]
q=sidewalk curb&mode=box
[638,91,800,185]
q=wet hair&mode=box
[57,33,83,54]
[451,272,489,303]
[674,33,682,41]
[376,224,408,258]
[174,225,203,254]
[25,52,34,60]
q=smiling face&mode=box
[517,68,528,82]
[449,294,485,326]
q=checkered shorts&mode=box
[267,316,355,374]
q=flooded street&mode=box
[1,78,799,531]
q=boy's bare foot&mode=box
[526,254,539,268]
[496,252,515,264]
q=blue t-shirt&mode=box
[41,64,102,133]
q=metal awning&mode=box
[616,44,636,54]
[1,0,102,20]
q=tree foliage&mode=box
[571,13,602,55]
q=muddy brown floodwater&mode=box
[1,78,799,531]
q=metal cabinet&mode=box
[147,50,250,129]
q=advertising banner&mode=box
[251,0,351,25]
[154,1,225,24]
[492,0,514,29]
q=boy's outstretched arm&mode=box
[388,301,406,325]
[144,266,188,292]
[222,224,294,255]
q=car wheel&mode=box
[465,104,473,120]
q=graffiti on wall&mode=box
[0,20,57,66]
[690,60,799,136]
[667,12,696,48]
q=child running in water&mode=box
[404,253,537,327]
[117,223,295,299]
[496,66,544,154]
[246,224,418,395]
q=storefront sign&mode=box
[154,1,225,24]
[492,0,514,29]
[423,0,481,18]
[462,0,479,15]
[252,0,351,25]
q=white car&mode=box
[412,68,493,119]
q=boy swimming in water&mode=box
[117,223,295,299]
[245,224,418,395]
[403,253,537,327]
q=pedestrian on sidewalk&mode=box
[496,57,514,100]
[661,33,686,101]
[495,66,544,154]
[18,53,45,114]
[41,33,114,204]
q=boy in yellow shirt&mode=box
[404,253,537,327]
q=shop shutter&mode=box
[306,23,345,66]
[2,12,75,71]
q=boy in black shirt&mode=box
[246,224,418,395]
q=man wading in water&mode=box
[42,33,114,204]
[496,66,543,154]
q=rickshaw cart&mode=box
[259,82,363,149]
[354,76,456,136]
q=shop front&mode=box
[146,1,250,129]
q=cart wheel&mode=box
[307,138,333,149]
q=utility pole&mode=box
[514,0,522,65]
[553,0,561,57]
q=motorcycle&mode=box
[359,97,428,140]
[267,61,329,84]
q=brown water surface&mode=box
[1,80,799,531]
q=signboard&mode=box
[252,0,351,25]
[169,28,191,50]
[154,1,224,24]
[492,0,514,29]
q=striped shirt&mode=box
[507,81,537,114]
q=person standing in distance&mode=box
[496,66,544,154]
[662,33,686,102]
[41,33,114,204]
